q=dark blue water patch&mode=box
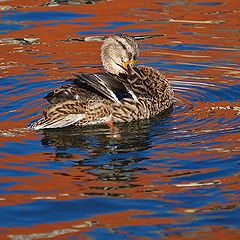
[181,32,195,35]
[138,57,203,72]
[0,140,44,156]
[0,180,36,194]
[139,56,208,72]
[168,156,238,183]
[186,207,240,229]
[65,21,92,25]
[148,61,207,72]
[122,225,164,239]
[0,22,35,34]
[0,168,43,177]
[163,154,240,181]
[143,43,236,52]
[195,2,223,6]
[157,2,185,5]
[203,83,240,102]
[7,158,74,171]
[0,181,20,193]
[172,79,240,102]
[120,205,239,236]
[87,225,162,240]
[196,60,239,69]
[182,23,201,27]
[43,22,61,27]
[166,191,218,209]
[0,197,168,227]
[0,74,60,120]
[31,55,51,59]
[78,29,150,35]
[219,83,240,101]
[1,11,93,23]
[84,227,127,240]
[44,21,92,27]
[189,188,237,207]
[2,190,36,194]
[0,73,46,85]
[93,21,134,30]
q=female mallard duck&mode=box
[29,34,174,130]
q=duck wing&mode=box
[44,84,75,104]
[44,72,136,105]
[29,100,87,130]
[74,72,136,103]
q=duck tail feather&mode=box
[28,114,85,130]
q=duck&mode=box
[29,33,174,130]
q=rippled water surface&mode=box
[0,0,239,239]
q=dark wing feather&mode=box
[44,72,137,105]
[44,83,94,104]
[74,72,133,103]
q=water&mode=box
[0,0,239,239]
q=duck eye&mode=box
[128,52,133,60]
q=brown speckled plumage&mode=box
[29,34,173,130]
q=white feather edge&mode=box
[126,88,139,102]
[94,74,122,104]
[30,114,85,130]
[94,74,139,103]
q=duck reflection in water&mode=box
[40,110,172,193]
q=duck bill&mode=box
[122,59,136,70]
